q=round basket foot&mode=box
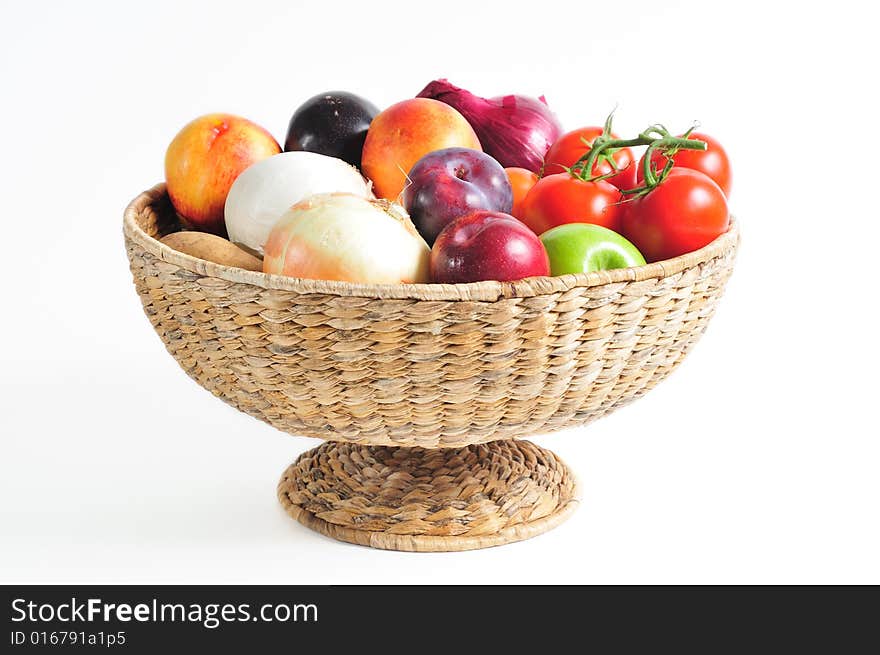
[277,439,580,552]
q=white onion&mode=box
[224,151,372,255]
[263,193,430,284]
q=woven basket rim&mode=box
[124,182,740,301]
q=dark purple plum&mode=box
[284,91,379,169]
[402,147,513,245]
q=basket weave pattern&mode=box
[124,184,739,449]
[277,439,579,551]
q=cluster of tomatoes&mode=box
[507,121,732,263]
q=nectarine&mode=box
[361,98,481,201]
[165,113,280,235]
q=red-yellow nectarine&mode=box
[361,99,480,201]
[165,113,280,234]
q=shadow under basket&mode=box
[124,183,739,552]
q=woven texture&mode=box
[278,439,579,551]
[124,183,739,448]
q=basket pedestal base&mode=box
[277,439,580,552]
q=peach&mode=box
[164,113,280,234]
[361,98,481,201]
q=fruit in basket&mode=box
[361,98,481,201]
[505,167,538,221]
[263,193,430,284]
[160,231,263,271]
[402,148,513,245]
[284,91,379,169]
[430,211,550,283]
[165,113,280,235]
[519,173,623,235]
[224,151,372,256]
[540,223,645,275]
[417,79,562,173]
[621,167,729,262]
[637,131,732,197]
[543,126,637,191]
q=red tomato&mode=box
[505,167,539,221]
[621,168,729,262]
[519,173,623,235]
[637,132,732,197]
[543,127,637,191]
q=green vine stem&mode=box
[570,121,707,196]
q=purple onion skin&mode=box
[417,79,563,173]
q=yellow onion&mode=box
[263,193,430,284]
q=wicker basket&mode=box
[124,183,739,551]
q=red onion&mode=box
[417,79,563,173]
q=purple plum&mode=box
[403,147,513,245]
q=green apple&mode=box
[540,223,646,275]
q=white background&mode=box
[1,0,877,584]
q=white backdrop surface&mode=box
[1,0,877,584]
